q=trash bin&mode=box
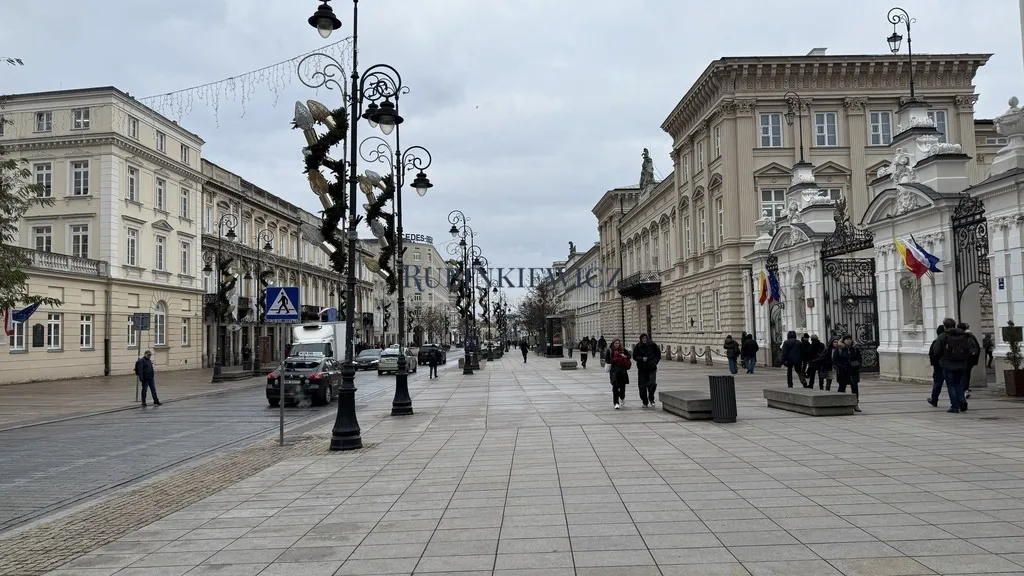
[708,375,737,423]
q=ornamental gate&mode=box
[820,197,880,372]
[951,194,991,324]
[766,255,786,367]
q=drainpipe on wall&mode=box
[103,270,112,376]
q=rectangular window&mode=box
[180,241,190,275]
[987,137,1008,145]
[10,321,25,351]
[205,206,213,233]
[156,131,166,152]
[240,218,249,246]
[0,116,5,137]
[713,126,721,158]
[71,224,89,259]
[928,110,948,143]
[180,144,190,164]
[681,154,688,182]
[71,160,90,196]
[760,113,783,147]
[72,108,90,130]
[126,228,139,267]
[36,111,52,132]
[181,318,190,346]
[814,112,838,146]
[696,294,704,331]
[126,166,138,201]
[683,216,690,258]
[180,189,190,219]
[34,162,52,197]
[155,312,165,346]
[155,178,166,210]
[414,252,422,261]
[46,313,61,350]
[33,225,52,253]
[155,235,166,271]
[127,116,139,139]
[698,207,707,251]
[714,291,722,328]
[869,111,892,145]
[715,197,724,246]
[127,315,137,348]
[79,315,93,349]
[696,141,704,170]
[760,189,787,220]
[821,188,843,202]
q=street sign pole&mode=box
[265,287,299,447]
[280,325,286,446]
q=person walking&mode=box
[983,333,994,369]
[598,335,608,367]
[780,331,805,388]
[520,339,529,363]
[832,336,862,411]
[578,338,590,368]
[803,335,826,388]
[723,335,740,375]
[961,322,981,399]
[934,318,975,413]
[567,339,575,358]
[633,333,661,408]
[134,350,161,407]
[740,334,759,374]
[428,346,440,379]
[927,324,948,408]
[799,334,813,384]
[607,339,632,409]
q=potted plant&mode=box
[1003,322,1024,396]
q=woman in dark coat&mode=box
[606,339,631,409]
[740,334,759,373]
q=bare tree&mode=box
[419,304,447,343]
[515,280,563,342]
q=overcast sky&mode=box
[3,0,1022,304]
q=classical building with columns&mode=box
[594,50,1002,362]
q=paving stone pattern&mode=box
[17,354,1024,575]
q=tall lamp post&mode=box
[783,91,807,165]
[887,7,917,100]
[202,213,238,382]
[246,229,274,375]
[359,136,433,417]
[448,210,478,373]
[474,254,493,361]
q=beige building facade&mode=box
[1,87,205,383]
[554,242,603,343]
[595,52,999,359]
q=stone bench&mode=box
[560,360,578,370]
[762,388,857,416]
[658,391,712,420]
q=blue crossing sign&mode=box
[266,286,300,322]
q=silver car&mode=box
[377,347,418,375]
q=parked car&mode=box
[378,347,418,375]
[266,356,342,407]
[355,348,383,370]
[417,343,447,365]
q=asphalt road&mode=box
[0,363,442,535]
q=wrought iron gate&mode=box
[766,255,786,367]
[820,196,880,371]
[951,194,991,319]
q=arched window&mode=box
[154,301,167,346]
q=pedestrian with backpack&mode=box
[960,322,981,399]
[934,317,978,413]
[578,338,590,368]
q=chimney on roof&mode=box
[807,47,828,56]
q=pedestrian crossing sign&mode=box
[266,286,300,322]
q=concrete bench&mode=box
[560,360,578,370]
[659,391,712,420]
[762,388,857,416]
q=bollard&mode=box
[708,375,737,423]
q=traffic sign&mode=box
[266,286,300,322]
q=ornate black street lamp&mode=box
[783,91,807,164]
[474,254,494,361]
[448,211,478,374]
[202,213,237,382]
[887,7,916,100]
[246,229,274,376]
[359,136,433,416]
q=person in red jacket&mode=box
[605,339,632,409]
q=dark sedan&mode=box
[355,349,382,370]
[266,356,341,407]
[417,344,446,365]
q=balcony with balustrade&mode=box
[617,270,662,300]
[20,248,108,278]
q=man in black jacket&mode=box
[927,324,947,408]
[780,331,806,388]
[933,318,979,413]
[803,335,826,389]
[633,334,661,408]
[134,350,161,407]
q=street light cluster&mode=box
[297,0,436,450]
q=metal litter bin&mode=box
[708,375,737,423]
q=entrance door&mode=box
[645,305,653,337]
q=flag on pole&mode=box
[910,235,942,274]
[12,302,40,324]
[758,271,769,306]
[895,238,929,278]
[4,308,12,337]
[767,269,782,303]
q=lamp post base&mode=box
[330,364,362,451]
[391,368,413,416]
[212,362,223,383]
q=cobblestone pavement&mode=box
[10,353,1024,575]
[0,361,459,537]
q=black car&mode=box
[266,356,342,407]
[355,348,382,370]
[417,344,446,365]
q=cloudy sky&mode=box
[3,0,1022,303]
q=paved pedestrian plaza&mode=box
[20,353,1024,575]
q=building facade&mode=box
[554,242,603,343]
[1,87,205,383]
[595,52,997,361]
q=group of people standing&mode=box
[603,334,661,409]
[928,319,982,413]
[723,334,760,374]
